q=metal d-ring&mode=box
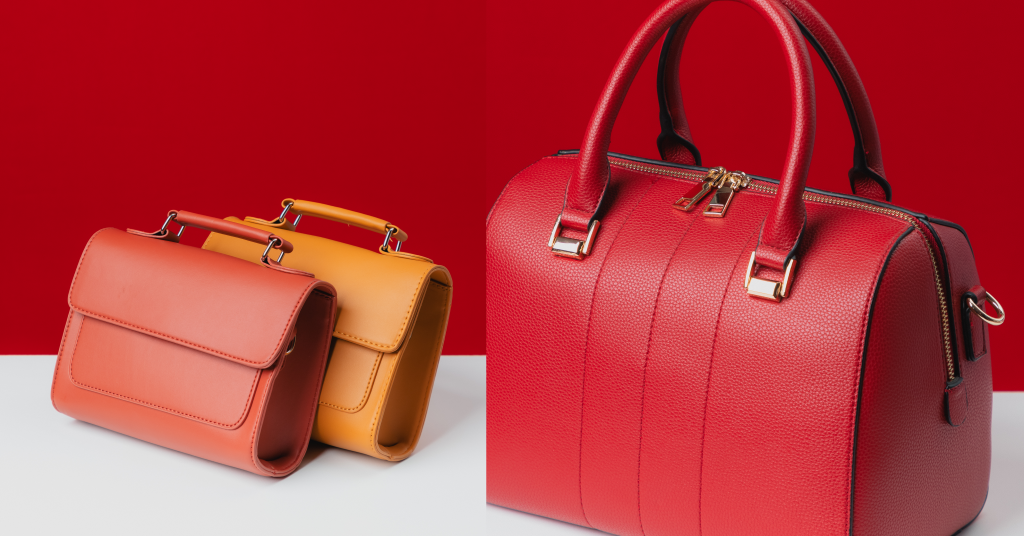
[159,211,186,237]
[284,330,298,355]
[968,292,1006,326]
[261,237,282,263]
[382,226,398,252]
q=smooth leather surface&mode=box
[655,0,889,201]
[52,228,337,477]
[564,0,814,271]
[203,209,452,461]
[176,210,294,252]
[247,198,410,243]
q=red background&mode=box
[0,1,484,355]
[486,0,1024,389]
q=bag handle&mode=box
[654,0,890,201]
[557,0,814,275]
[129,210,310,276]
[259,198,408,252]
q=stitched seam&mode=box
[636,212,699,536]
[696,230,761,536]
[50,310,78,403]
[70,275,323,367]
[369,339,401,459]
[318,349,384,413]
[68,318,260,429]
[576,178,658,528]
[332,270,430,350]
[252,287,335,475]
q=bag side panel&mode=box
[255,289,335,475]
[853,228,990,535]
[375,278,452,460]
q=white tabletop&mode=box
[4,355,1021,535]
[487,391,1024,536]
[0,355,485,535]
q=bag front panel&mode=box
[52,311,271,474]
[487,154,923,535]
[487,155,657,527]
[69,315,259,429]
[52,229,337,477]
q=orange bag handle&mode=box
[263,199,408,250]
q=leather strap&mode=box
[565,0,813,270]
[174,210,294,253]
[283,199,408,243]
[655,0,891,201]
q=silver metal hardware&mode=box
[382,226,398,252]
[261,237,283,263]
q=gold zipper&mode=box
[610,159,956,381]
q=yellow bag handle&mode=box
[279,198,409,243]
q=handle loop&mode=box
[275,199,408,243]
[558,0,814,273]
[654,0,891,201]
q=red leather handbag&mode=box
[51,210,337,477]
[485,0,1006,534]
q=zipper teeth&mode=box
[746,182,954,380]
[610,160,955,381]
[614,160,707,181]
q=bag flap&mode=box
[203,218,451,353]
[69,228,328,369]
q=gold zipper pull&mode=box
[673,166,727,212]
[704,171,749,218]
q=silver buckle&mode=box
[548,216,600,260]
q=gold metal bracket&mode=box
[744,251,797,302]
[549,217,600,260]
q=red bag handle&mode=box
[654,0,890,201]
[173,210,294,253]
[561,0,813,271]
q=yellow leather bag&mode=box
[202,199,453,461]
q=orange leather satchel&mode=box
[202,199,453,461]
[51,210,338,477]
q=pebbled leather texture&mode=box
[655,0,889,201]
[202,206,452,462]
[52,228,337,477]
[852,228,990,535]
[488,1,993,532]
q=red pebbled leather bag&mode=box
[51,210,337,477]
[486,0,1005,534]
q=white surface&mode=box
[0,355,485,535]
[486,392,1024,536]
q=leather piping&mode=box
[921,219,962,376]
[849,226,915,536]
